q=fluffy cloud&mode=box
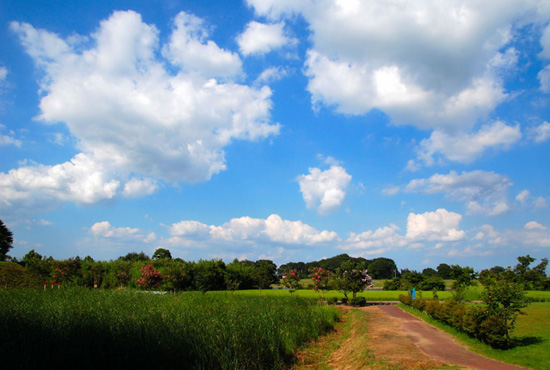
[248,0,546,132]
[341,224,406,254]
[411,121,521,167]
[404,170,513,215]
[3,10,279,211]
[528,121,550,143]
[237,21,295,56]
[297,165,352,215]
[406,209,465,242]
[162,11,242,78]
[89,221,156,243]
[167,214,339,247]
[341,208,464,255]
[0,154,119,208]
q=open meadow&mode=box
[0,288,339,370]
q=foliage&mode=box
[152,248,172,260]
[513,255,548,290]
[436,263,453,279]
[0,262,42,288]
[118,251,150,262]
[135,264,163,290]
[309,266,331,299]
[367,257,398,279]
[0,289,339,370]
[0,220,14,261]
[400,278,530,350]
[253,259,278,290]
[332,261,374,298]
[281,269,301,293]
[193,259,226,293]
[481,270,528,347]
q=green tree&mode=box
[118,251,150,262]
[332,261,374,299]
[436,263,452,279]
[281,269,301,293]
[367,257,398,279]
[194,259,225,293]
[0,220,14,261]
[481,270,528,348]
[514,255,548,290]
[152,248,172,260]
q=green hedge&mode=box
[399,294,510,348]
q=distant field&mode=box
[242,287,550,302]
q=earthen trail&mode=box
[376,305,529,370]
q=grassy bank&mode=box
[0,288,339,370]
[400,302,550,370]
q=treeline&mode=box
[385,256,550,292]
[278,254,398,279]
[2,249,282,293]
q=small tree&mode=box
[0,220,14,262]
[136,264,163,290]
[481,270,528,347]
[281,269,301,294]
[333,261,374,299]
[309,267,331,299]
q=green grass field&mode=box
[0,288,339,370]
[401,302,550,370]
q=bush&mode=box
[400,294,519,348]
[341,297,348,305]
[350,296,366,306]
[0,262,42,289]
[327,297,338,305]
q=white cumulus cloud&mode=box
[406,209,465,242]
[528,121,550,143]
[167,214,339,248]
[248,0,547,131]
[237,21,296,56]
[297,165,352,215]
[3,10,280,213]
[412,121,521,167]
[89,221,155,243]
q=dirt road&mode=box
[376,305,528,370]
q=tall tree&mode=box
[0,220,14,261]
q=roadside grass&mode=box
[291,308,371,370]
[399,302,550,370]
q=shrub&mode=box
[350,296,366,306]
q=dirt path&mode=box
[376,305,529,370]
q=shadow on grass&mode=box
[510,336,544,348]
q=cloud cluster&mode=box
[167,214,339,248]
[2,10,279,212]
[341,208,465,255]
[403,170,513,215]
[297,165,352,215]
[89,221,156,243]
[248,0,548,130]
[410,121,521,168]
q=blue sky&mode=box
[1,0,549,272]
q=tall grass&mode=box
[0,288,339,370]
